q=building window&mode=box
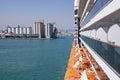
[74,9,78,15]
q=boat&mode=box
[64,0,120,80]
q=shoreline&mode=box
[0,38,55,40]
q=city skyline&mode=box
[0,0,74,30]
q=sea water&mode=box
[0,36,73,80]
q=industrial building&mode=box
[45,23,54,38]
[1,21,58,39]
[6,25,32,34]
[34,21,45,38]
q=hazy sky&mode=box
[0,0,74,30]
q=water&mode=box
[0,37,73,80]
[81,36,120,75]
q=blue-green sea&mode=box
[0,37,73,80]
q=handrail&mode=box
[81,43,101,80]
[81,35,120,48]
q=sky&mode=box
[0,0,74,31]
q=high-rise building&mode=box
[45,23,53,38]
[34,21,45,38]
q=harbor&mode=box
[0,21,58,39]
[0,0,120,80]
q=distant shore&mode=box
[0,38,56,40]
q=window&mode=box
[74,9,78,15]
[81,0,110,27]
